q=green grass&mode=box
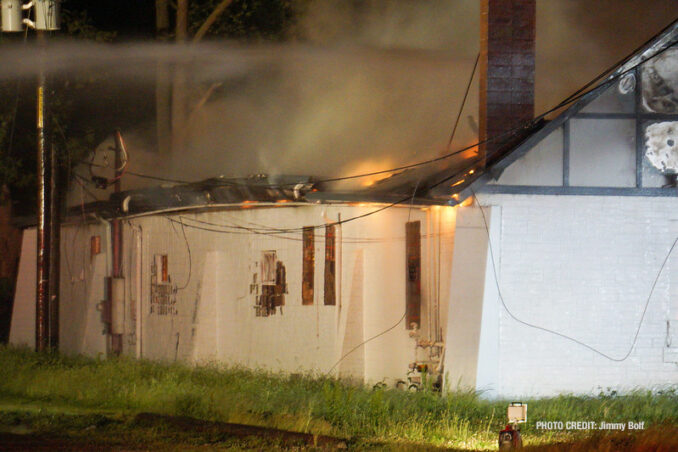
[0,345,676,450]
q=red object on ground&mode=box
[498,424,523,450]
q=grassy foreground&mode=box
[0,346,676,450]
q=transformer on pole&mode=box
[1,0,22,32]
[1,0,60,32]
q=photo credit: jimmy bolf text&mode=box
[535,421,646,431]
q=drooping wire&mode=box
[73,27,678,241]
[326,311,407,376]
[170,214,454,243]
[324,51,483,376]
[324,29,678,373]
[471,188,678,362]
[447,52,479,151]
[557,17,678,108]
[168,216,192,291]
[79,36,675,193]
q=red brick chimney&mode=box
[479,0,535,162]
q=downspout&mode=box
[99,217,112,355]
[427,208,433,342]
[336,213,342,329]
[110,130,124,355]
[133,225,143,358]
[100,218,112,277]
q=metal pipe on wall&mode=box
[110,131,124,354]
[134,225,142,358]
[427,208,432,342]
[336,213,342,329]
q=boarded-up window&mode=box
[255,251,287,317]
[302,226,314,305]
[324,225,336,306]
[405,221,421,329]
[261,251,277,284]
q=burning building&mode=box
[9,3,678,397]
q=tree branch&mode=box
[192,0,234,44]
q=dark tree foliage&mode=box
[0,7,143,216]
[188,0,308,41]
[0,1,308,217]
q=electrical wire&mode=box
[69,24,678,262]
[171,213,454,243]
[78,36,674,194]
[61,20,675,199]
[471,188,678,362]
[88,130,130,187]
[323,52,479,375]
[79,37,678,244]
[162,49,481,239]
[160,30,678,370]
[557,17,678,108]
[447,52,479,151]
[326,311,407,376]
[73,34,675,198]
[168,216,192,291]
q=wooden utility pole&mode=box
[30,1,62,352]
[35,29,54,351]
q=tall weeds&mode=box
[0,345,675,449]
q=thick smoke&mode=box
[1,0,677,201]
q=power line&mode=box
[168,217,192,291]
[71,37,678,244]
[77,35,676,194]
[161,50,483,239]
[326,311,407,376]
[471,188,678,362]
[67,25,678,245]
[447,52,479,151]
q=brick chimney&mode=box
[479,0,535,162]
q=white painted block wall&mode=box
[10,203,455,387]
[123,204,455,385]
[481,194,678,397]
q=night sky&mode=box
[64,0,156,37]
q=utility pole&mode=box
[35,28,50,351]
[1,0,61,351]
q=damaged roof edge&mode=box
[54,19,678,222]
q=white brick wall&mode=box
[481,194,678,397]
